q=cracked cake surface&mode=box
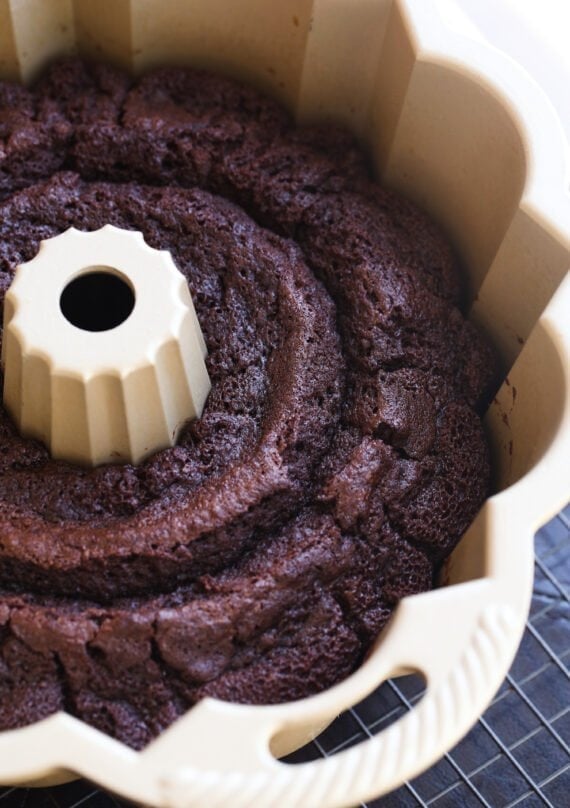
[0,60,493,748]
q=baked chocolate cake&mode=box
[0,60,494,749]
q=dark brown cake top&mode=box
[0,60,493,748]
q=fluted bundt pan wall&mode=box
[0,1,568,805]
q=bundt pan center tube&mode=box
[2,225,210,466]
[0,1,568,806]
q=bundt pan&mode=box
[0,0,568,805]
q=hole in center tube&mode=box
[60,268,135,332]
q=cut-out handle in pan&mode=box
[154,593,520,808]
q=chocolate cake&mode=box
[0,60,494,749]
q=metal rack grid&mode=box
[1,505,568,808]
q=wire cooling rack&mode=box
[1,505,568,808]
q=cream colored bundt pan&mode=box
[0,1,568,805]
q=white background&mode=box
[443,0,570,142]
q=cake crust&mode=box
[0,60,493,748]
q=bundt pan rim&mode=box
[0,1,568,805]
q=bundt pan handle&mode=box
[0,276,567,806]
